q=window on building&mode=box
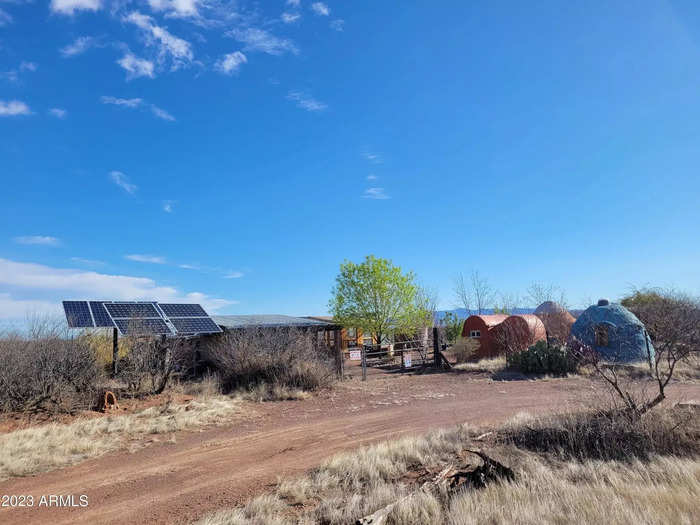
[470,330,481,338]
[595,324,609,347]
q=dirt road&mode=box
[1,372,698,525]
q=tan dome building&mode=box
[534,301,575,343]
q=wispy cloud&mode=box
[49,108,68,118]
[125,254,166,264]
[162,200,176,213]
[286,91,327,112]
[363,187,390,200]
[60,36,99,58]
[14,236,61,246]
[330,19,344,31]
[109,170,137,194]
[124,12,194,69]
[215,51,247,74]
[70,257,105,266]
[281,12,300,24]
[228,27,298,56]
[179,263,200,270]
[0,257,236,319]
[223,271,244,279]
[148,0,200,18]
[50,0,102,16]
[286,0,300,6]
[101,96,175,121]
[362,151,383,164]
[311,2,330,16]
[366,174,377,181]
[1,61,37,84]
[0,100,31,116]
[19,61,37,72]
[0,8,12,26]
[117,53,155,79]
[151,105,175,121]
[101,96,143,108]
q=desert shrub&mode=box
[500,406,700,462]
[0,333,102,413]
[506,340,580,375]
[117,336,192,397]
[202,328,336,394]
[452,337,480,363]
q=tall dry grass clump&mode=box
[201,328,336,395]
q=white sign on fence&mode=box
[349,349,362,361]
[403,352,412,368]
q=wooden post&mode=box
[334,329,344,379]
[112,327,119,377]
[361,345,367,381]
[433,327,440,368]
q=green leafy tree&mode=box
[440,312,464,344]
[329,255,424,347]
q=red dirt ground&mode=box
[1,370,698,525]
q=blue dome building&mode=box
[571,299,654,363]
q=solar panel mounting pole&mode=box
[112,327,119,377]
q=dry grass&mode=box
[194,406,700,525]
[453,357,507,373]
[233,383,312,403]
[0,396,242,481]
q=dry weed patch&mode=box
[0,396,242,481]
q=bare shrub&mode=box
[452,337,480,363]
[0,328,102,414]
[202,328,335,394]
[499,406,700,462]
[117,336,192,397]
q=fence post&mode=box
[361,345,367,381]
[334,329,344,379]
[433,327,440,368]
[112,327,119,377]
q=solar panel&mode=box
[104,302,160,319]
[89,301,114,327]
[159,303,208,317]
[63,301,94,328]
[170,317,222,334]
[114,318,173,335]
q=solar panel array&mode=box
[61,300,222,336]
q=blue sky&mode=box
[2,0,700,323]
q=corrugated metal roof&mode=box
[212,315,336,329]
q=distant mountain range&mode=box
[435,307,583,322]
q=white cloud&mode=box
[49,108,68,118]
[330,19,344,31]
[70,257,105,266]
[363,187,390,200]
[223,271,243,279]
[109,170,137,194]
[0,8,12,26]
[281,12,300,24]
[229,27,298,56]
[19,61,37,72]
[0,100,31,116]
[14,236,60,246]
[362,151,383,163]
[101,96,144,108]
[117,53,155,79]
[60,36,98,57]
[125,254,166,264]
[148,0,200,18]
[311,2,329,16]
[0,258,236,319]
[179,263,199,270]
[366,174,377,181]
[125,12,194,69]
[286,91,327,112]
[0,71,19,82]
[151,105,175,121]
[162,200,176,212]
[215,51,247,74]
[286,0,300,6]
[50,0,102,16]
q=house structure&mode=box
[534,301,576,343]
[570,299,654,363]
[461,314,509,359]
[491,314,547,354]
